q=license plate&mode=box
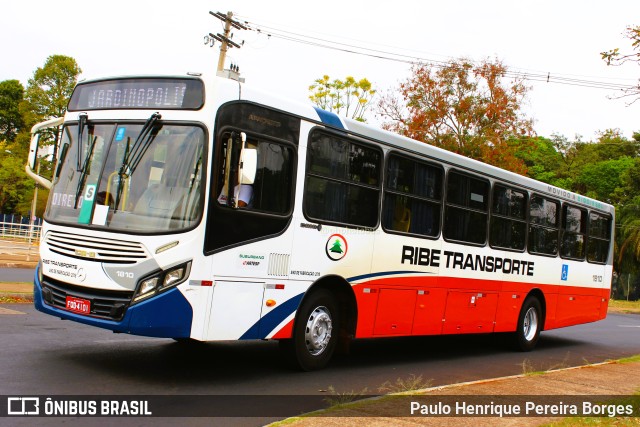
[65,296,91,315]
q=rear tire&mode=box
[514,296,542,351]
[280,289,339,371]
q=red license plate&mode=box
[65,296,91,315]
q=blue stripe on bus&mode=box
[313,106,345,129]
[239,292,304,340]
[347,270,425,282]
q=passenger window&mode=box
[560,205,587,260]
[383,154,442,237]
[443,171,489,245]
[528,195,559,256]
[587,212,611,264]
[304,131,381,228]
[490,185,527,251]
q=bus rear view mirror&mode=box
[239,148,257,185]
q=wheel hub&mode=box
[304,306,332,356]
[523,306,538,341]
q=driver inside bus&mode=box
[217,140,256,208]
[217,183,253,208]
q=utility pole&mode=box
[208,11,248,73]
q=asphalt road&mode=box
[0,267,34,282]
[1,304,639,426]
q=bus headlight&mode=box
[132,261,192,303]
[139,277,159,295]
[159,262,191,291]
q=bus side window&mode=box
[382,154,442,237]
[250,141,293,214]
[528,195,559,256]
[561,205,587,260]
[443,170,489,245]
[304,131,381,228]
[490,185,527,251]
[587,212,611,264]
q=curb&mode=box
[269,360,631,425]
[0,262,38,269]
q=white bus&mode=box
[28,73,614,370]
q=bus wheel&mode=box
[514,296,542,352]
[281,289,339,371]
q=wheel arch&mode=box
[298,274,357,339]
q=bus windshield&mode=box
[46,120,205,233]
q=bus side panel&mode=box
[493,291,527,333]
[412,287,447,335]
[553,286,604,328]
[207,281,265,340]
[598,287,610,320]
[441,290,499,334]
[372,288,417,336]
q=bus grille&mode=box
[45,231,149,264]
[41,276,133,321]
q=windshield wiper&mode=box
[76,113,88,172]
[74,113,99,208]
[74,134,98,208]
[120,112,162,177]
[114,112,162,209]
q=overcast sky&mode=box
[3,0,639,140]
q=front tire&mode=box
[281,289,339,371]
[514,296,542,351]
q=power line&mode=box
[237,17,638,92]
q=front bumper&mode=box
[33,265,193,338]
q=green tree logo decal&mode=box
[329,239,343,254]
[326,234,348,261]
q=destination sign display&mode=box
[68,78,204,111]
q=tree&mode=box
[377,58,535,174]
[309,75,376,122]
[601,25,640,102]
[616,199,640,290]
[516,136,563,184]
[0,80,25,142]
[0,55,81,216]
[0,138,34,215]
[21,54,82,162]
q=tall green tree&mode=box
[0,55,81,216]
[309,75,376,122]
[0,139,34,215]
[516,136,563,184]
[21,54,82,162]
[0,80,25,142]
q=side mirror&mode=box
[239,148,257,184]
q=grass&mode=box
[542,393,640,426]
[319,374,433,413]
[0,295,31,303]
[322,385,370,407]
[608,299,640,315]
[616,354,640,364]
[377,374,433,394]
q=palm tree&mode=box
[616,202,640,299]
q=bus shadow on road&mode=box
[59,331,590,388]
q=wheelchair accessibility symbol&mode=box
[561,264,569,281]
